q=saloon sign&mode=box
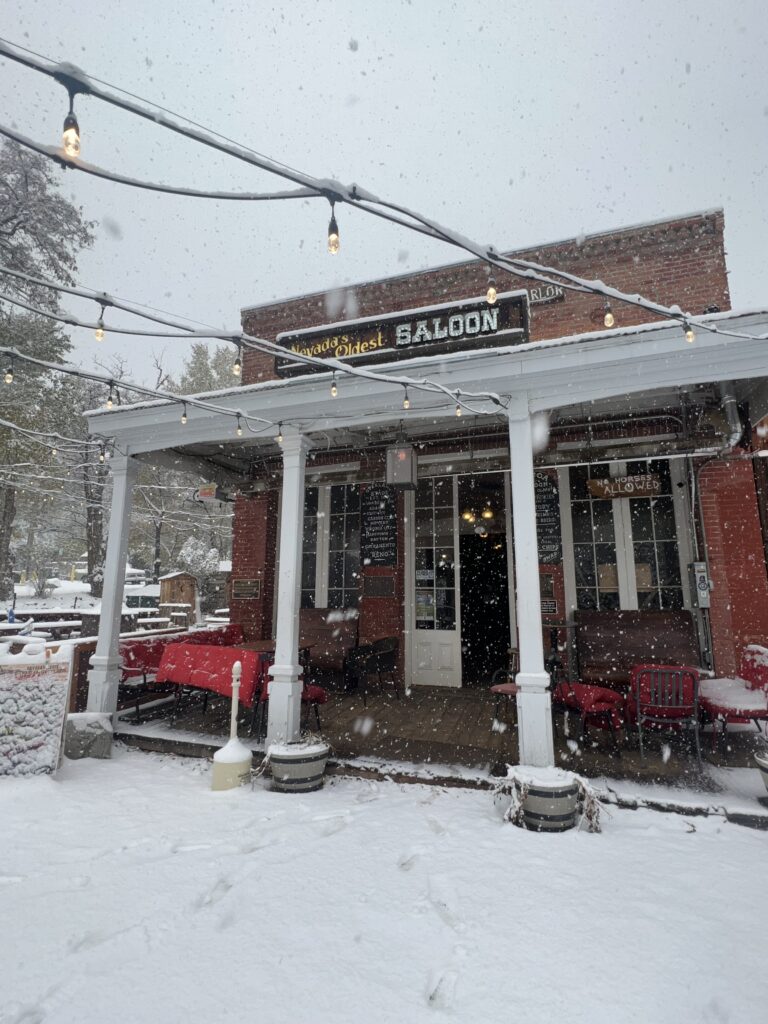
[276,292,528,376]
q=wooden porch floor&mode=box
[115,683,765,784]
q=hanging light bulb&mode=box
[684,322,695,344]
[51,446,58,457]
[327,201,340,255]
[98,447,106,464]
[94,316,105,342]
[486,277,498,305]
[233,346,242,376]
[403,387,410,410]
[62,100,80,158]
[331,372,338,398]
[277,422,283,444]
[181,404,188,425]
[236,415,243,437]
[3,365,13,385]
[105,385,114,410]
[603,302,615,328]
[455,397,462,417]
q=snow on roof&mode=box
[84,307,768,422]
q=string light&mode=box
[232,345,242,376]
[51,446,57,457]
[1,38,755,364]
[327,201,340,255]
[276,422,283,444]
[98,446,106,464]
[94,308,105,341]
[603,303,615,328]
[105,383,115,409]
[331,372,338,398]
[62,96,80,158]
[402,387,410,410]
[486,277,498,305]
[455,397,462,417]
[236,414,243,437]
[684,322,695,344]
[3,360,13,384]
[181,403,188,425]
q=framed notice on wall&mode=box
[361,484,398,566]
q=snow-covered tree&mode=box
[0,141,94,602]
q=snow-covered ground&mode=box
[1,749,766,1023]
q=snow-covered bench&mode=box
[699,645,768,750]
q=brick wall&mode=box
[699,458,768,675]
[241,210,730,383]
[229,491,278,641]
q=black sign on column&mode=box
[361,484,398,567]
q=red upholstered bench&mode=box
[699,645,768,751]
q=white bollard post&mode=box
[211,661,253,791]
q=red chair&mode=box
[626,664,701,766]
[252,664,329,741]
[552,681,625,747]
[489,648,519,726]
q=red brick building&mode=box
[229,209,768,685]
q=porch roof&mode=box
[86,309,768,479]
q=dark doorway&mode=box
[458,473,511,685]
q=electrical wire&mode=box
[1,35,760,346]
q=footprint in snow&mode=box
[397,848,422,871]
[426,816,447,835]
[426,876,464,932]
[425,967,459,1010]
[2,1002,47,1024]
[192,877,233,910]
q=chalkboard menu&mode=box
[535,472,562,565]
[361,484,398,566]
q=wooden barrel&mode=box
[270,741,330,793]
[514,778,579,832]
[755,752,768,796]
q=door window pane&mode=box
[415,477,455,630]
[569,466,617,611]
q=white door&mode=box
[409,475,462,687]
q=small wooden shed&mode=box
[158,571,198,627]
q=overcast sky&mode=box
[2,0,766,383]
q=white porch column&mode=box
[86,454,139,714]
[267,432,311,747]
[508,409,555,767]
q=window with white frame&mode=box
[569,459,686,611]
[300,483,361,609]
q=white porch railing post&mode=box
[508,409,555,767]
[267,432,311,747]
[86,454,139,714]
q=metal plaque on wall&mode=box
[232,578,262,600]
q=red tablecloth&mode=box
[156,644,270,708]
